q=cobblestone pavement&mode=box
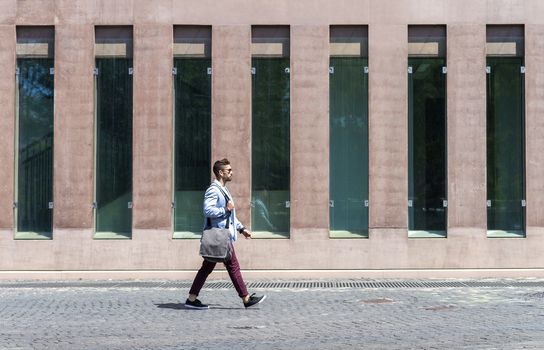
[1,280,544,349]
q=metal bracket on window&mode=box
[408,66,413,74]
[172,67,177,75]
[171,202,176,209]
[49,68,55,75]
[93,68,99,76]
[329,200,334,208]
[15,68,20,76]
[521,199,527,207]
[91,202,97,209]
[128,201,133,209]
[48,202,54,209]
[487,200,492,207]
[285,201,291,208]
[408,199,413,207]
[486,66,491,74]
[251,67,256,75]
[521,66,526,74]
[284,67,290,74]
[207,67,212,75]
[128,67,134,75]
[443,200,448,208]
[364,66,369,74]
[442,66,447,74]
[329,67,334,74]
[13,202,18,209]
[364,200,369,207]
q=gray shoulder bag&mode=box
[199,184,233,263]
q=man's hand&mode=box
[226,200,235,211]
[241,229,252,239]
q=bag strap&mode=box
[206,183,231,229]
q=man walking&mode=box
[185,158,266,309]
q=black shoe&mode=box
[244,293,267,308]
[185,298,209,310]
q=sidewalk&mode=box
[1,279,544,349]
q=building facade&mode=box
[1,0,544,279]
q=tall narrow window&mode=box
[329,26,369,238]
[15,27,54,240]
[486,26,525,238]
[94,27,133,239]
[408,26,447,238]
[251,26,290,238]
[173,26,211,239]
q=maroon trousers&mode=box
[189,244,249,298]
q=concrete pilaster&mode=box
[290,25,329,238]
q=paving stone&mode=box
[0,280,544,349]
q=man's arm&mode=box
[203,187,226,218]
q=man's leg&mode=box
[188,259,216,299]
[224,245,249,299]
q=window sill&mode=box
[487,230,525,238]
[251,231,289,239]
[173,231,201,239]
[14,231,52,240]
[93,231,131,240]
[329,230,369,239]
[408,230,447,238]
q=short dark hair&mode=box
[213,158,230,177]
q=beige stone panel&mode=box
[131,229,177,269]
[7,268,544,280]
[1,226,544,270]
[522,0,544,25]
[94,43,128,57]
[525,25,544,230]
[95,0,134,25]
[211,26,251,227]
[54,24,94,228]
[292,0,369,25]
[0,26,15,229]
[367,229,410,268]
[170,0,370,25]
[173,43,206,57]
[251,42,285,57]
[445,0,486,23]
[134,0,172,24]
[46,229,92,269]
[330,42,362,57]
[486,0,525,24]
[0,0,15,24]
[369,0,409,24]
[15,0,54,24]
[368,24,407,228]
[16,43,50,56]
[132,24,172,230]
[55,0,97,24]
[447,24,487,230]
[486,42,518,56]
[406,0,446,23]
[290,25,329,232]
[87,240,136,269]
[408,42,440,56]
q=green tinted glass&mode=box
[251,57,290,237]
[16,58,54,239]
[486,57,525,236]
[173,58,211,238]
[95,58,133,238]
[329,57,369,238]
[408,58,447,234]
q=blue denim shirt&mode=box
[203,180,244,241]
